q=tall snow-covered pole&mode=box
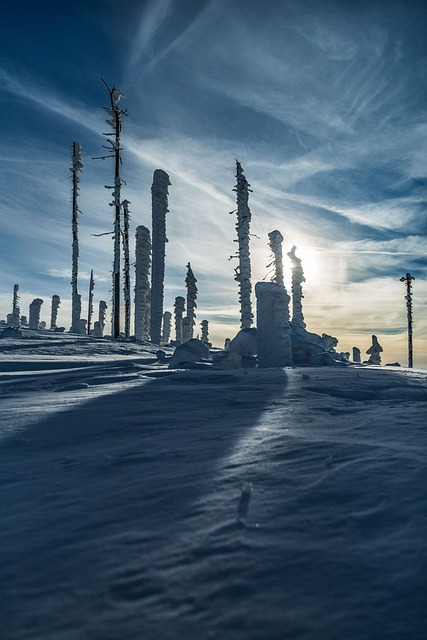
[94,80,127,338]
[135,225,152,341]
[70,142,83,333]
[150,169,171,344]
[87,270,94,335]
[233,160,253,329]
[400,272,415,368]
[122,200,131,337]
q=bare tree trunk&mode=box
[400,272,415,367]
[233,161,253,329]
[150,169,171,344]
[71,142,83,333]
[122,200,131,337]
[95,81,127,338]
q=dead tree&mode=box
[122,200,131,337]
[70,142,83,333]
[232,160,253,329]
[94,80,128,338]
[400,272,415,368]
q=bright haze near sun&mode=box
[1,0,426,366]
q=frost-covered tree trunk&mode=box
[400,272,415,368]
[87,270,94,334]
[287,245,306,329]
[201,320,209,344]
[135,225,151,341]
[71,142,83,333]
[174,296,185,344]
[8,284,20,327]
[162,311,172,343]
[255,282,292,367]
[29,298,43,330]
[184,262,198,341]
[233,160,253,329]
[98,300,108,337]
[50,295,60,329]
[122,200,131,337]
[268,230,284,286]
[150,169,171,344]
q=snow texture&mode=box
[0,331,426,640]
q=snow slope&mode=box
[1,333,426,640]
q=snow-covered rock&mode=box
[168,338,210,368]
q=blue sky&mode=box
[1,0,426,365]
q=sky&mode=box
[1,0,426,366]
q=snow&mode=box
[1,331,426,640]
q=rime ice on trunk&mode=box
[201,320,209,344]
[122,200,131,337]
[71,142,83,333]
[174,296,185,344]
[29,299,43,330]
[366,335,383,365]
[183,262,198,342]
[233,161,253,329]
[256,282,292,368]
[97,300,108,337]
[87,270,94,335]
[268,230,284,286]
[352,347,361,363]
[135,225,152,341]
[8,284,20,327]
[287,245,306,329]
[162,312,172,344]
[150,169,171,344]
[50,295,61,329]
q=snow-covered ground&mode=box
[1,332,426,640]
